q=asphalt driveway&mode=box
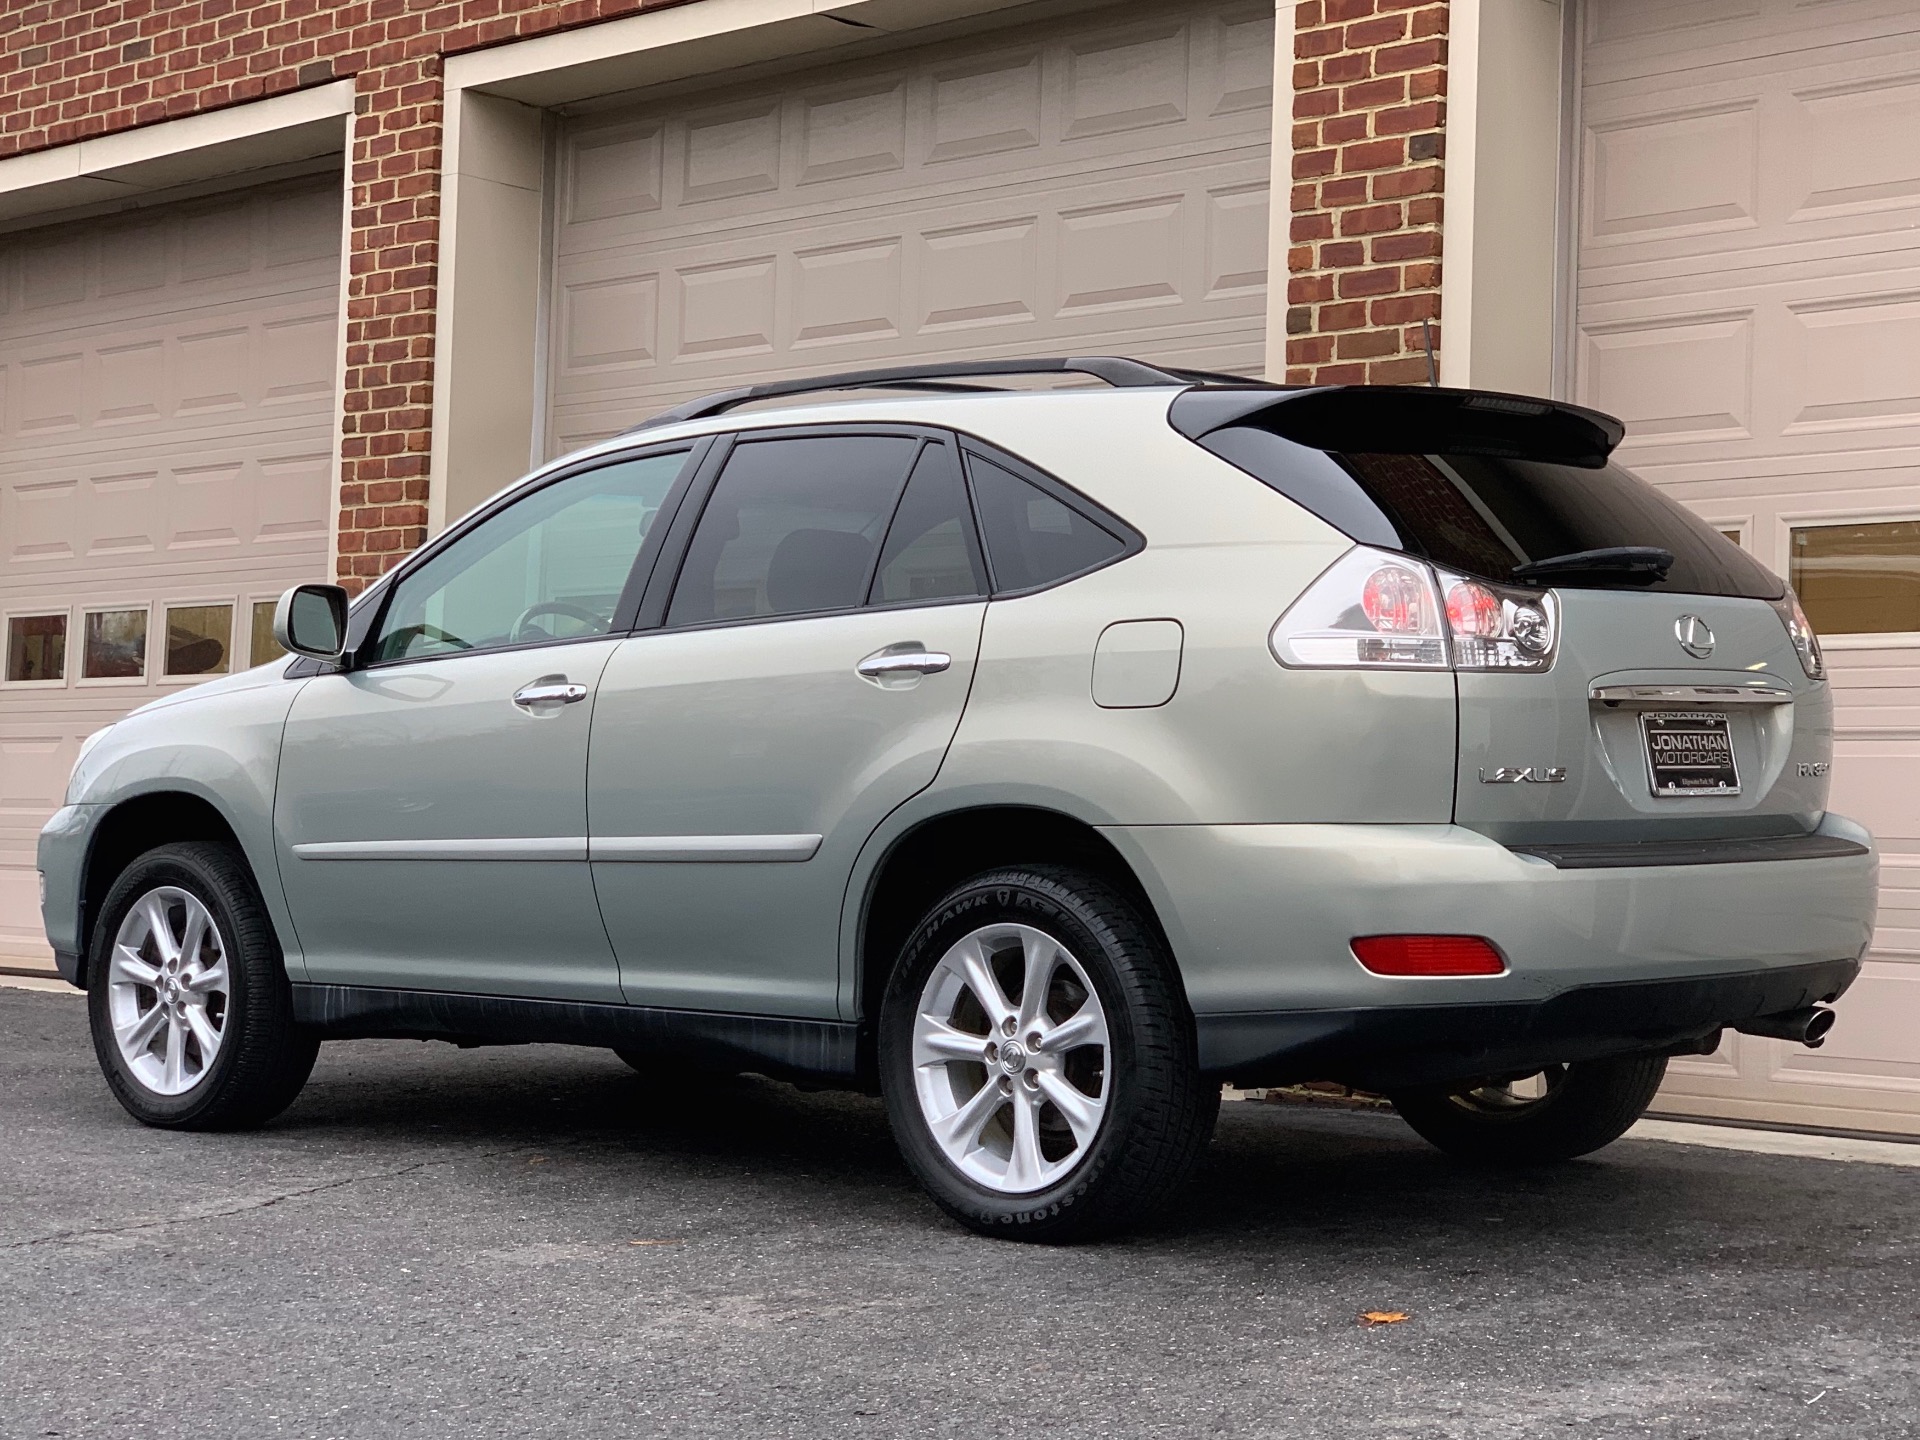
[2,984,1915,1440]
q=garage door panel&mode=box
[0,174,340,965]
[1582,0,1920,1132]
[548,0,1270,452]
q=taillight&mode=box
[1351,935,1507,977]
[1770,588,1825,680]
[1269,548,1448,669]
[1439,574,1558,673]
[1271,546,1556,672]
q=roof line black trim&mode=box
[626,356,1219,432]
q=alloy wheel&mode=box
[106,887,231,1096]
[910,923,1111,1194]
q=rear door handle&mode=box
[513,677,588,711]
[856,647,952,683]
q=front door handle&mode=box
[512,676,588,711]
[856,646,953,684]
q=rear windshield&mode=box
[1194,425,1783,600]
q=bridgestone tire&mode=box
[88,842,319,1131]
[1387,1054,1669,1165]
[879,866,1218,1243]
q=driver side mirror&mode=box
[273,584,350,663]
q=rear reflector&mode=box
[1351,935,1506,977]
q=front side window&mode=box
[369,451,687,663]
[666,435,920,625]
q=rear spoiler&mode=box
[1168,385,1626,468]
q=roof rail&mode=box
[627,356,1262,432]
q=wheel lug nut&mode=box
[999,1075,1013,1095]
[983,1042,999,1063]
[1001,1017,1016,1037]
[1027,1033,1042,1049]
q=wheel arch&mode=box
[74,790,248,989]
[852,804,1186,1040]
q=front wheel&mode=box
[87,842,319,1131]
[1386,1054,1668,1165]
[879,866,1217,1242]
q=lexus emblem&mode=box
[1675,615,1715,659]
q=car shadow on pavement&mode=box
[269,1040,1885,1263]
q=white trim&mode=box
[1439,0,1482,389]
[0,80,355,225]
[1263,0,1293,382]
[591,834,824,862]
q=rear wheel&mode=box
[879,866,1217,1242]
[1387,1054,1668,1165]
[87,842,318,1131]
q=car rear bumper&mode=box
[1195,956,1859,1089]
[1100,812,1878,1080]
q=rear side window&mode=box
[666,435,918,624]
[965,452,1127,594]
[869,443,985,605]
[1192,424,1782,600]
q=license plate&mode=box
[1642,711,1740,797]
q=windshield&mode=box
[1192,425,1782,599]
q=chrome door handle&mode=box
[512,678,588,710]
[856,647,952,681]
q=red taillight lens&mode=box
[1351,935,1506,977]
[1362,565,1428,634]
[1445,581,1503,637]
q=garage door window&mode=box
[81,609,148,681]
[1789,522,1920,637]
[165,604,233,678]
[5,614,67,684]
[250,601,287,667]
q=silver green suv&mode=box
[38,358,1878,1241]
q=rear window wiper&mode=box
[1510,546,1674,582]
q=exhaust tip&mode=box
[1804,1006,1836,1048]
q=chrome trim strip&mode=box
[590,834,823,863]
[1589,684,1793,707]
[292,838,587,862]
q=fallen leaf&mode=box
[1360,1311,1410,1326]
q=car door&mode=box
[588,429,987,1018]
[275,446,696,1002]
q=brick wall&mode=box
[1284,0,1447,386]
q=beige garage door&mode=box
[1577,0,1920,1133]
[545,0,1274,455]
[0,174,341,968]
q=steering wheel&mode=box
[384,622,473,656]
[511,601,609,644]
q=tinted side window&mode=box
[666,435,918,625]
[966,453,1125,593]
[869,443,984,605]
[370,450,686,663]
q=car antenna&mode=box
[1421,317,1439,387]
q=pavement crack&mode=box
[0,1145,532,1251]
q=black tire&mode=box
[87,841,319,1131]
[1387,1054,1669,1165]
[878,866,1218,1243]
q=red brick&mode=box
[1372,229,1441,261]
[1336,328,1400,360]
[1376,38,1443,73]
[1369,355,1436,386]
[1339,202,1402,236]
[1339,137,1405,172]
[1343,14,1405,48]
[1319,300,1368,331]
[1338,267,1401,299]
